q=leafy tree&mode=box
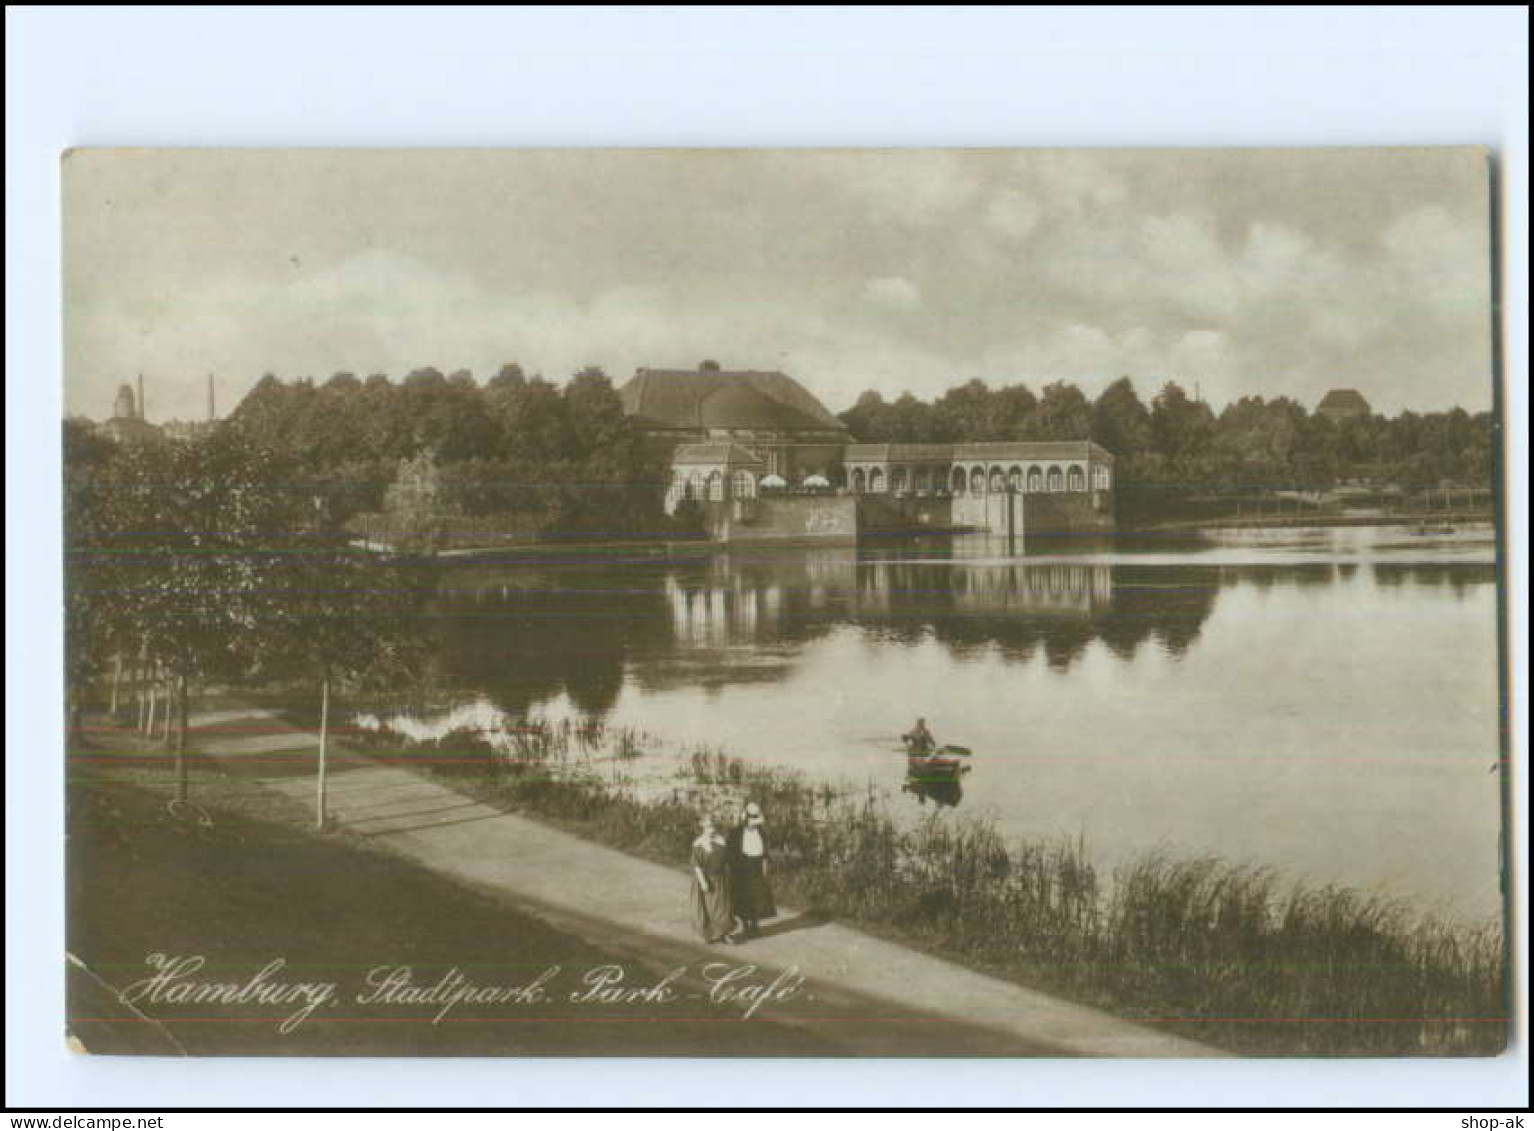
[1027,381,1093,441]
[934,379,1004,441]
[1149,382,1216,479]
[1091,378,1152,460]
[839,390,890,442]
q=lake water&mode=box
[357,523,1506,920]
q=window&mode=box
[1067,465,1086,492]
[731,469,756,499]
[707,471,725,501]
[1047,466,1064,492]
[869,467,886,493]
[1026,467,1043,493]
[969,467,986,494]
[952,467,967,494]
[852,468,866,493]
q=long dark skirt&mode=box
[731,856,777,922]
[690,872,736,942]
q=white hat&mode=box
[745,802,763,818]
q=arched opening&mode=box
[969,467,986,494]
[1007,466,1023,492]
[951,467,967,494]
[707,471,725,501]
[731,469,756,499]
[688,472,705,501]
[869,467,886,493]
[1047,466,1064,493]
[988,468,1005,493]
[1026,466,1043,493]
[891,467,908,493]
[1067,465,1086,492]
[851,468,866,494]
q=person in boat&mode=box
[903,717,937,756]
[689,813,738,945]
[727,801,778,940]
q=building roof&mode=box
[953,440,1113,463]
[845,439,1112,462]
[843,443,956,462]
[670,442,766,467]
[1317,389,1371,414]
[620,367,848,434]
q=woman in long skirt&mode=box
[689,814,737,944]
[729,801,778,938]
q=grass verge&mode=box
[362,720,1507,1057]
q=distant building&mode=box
[619,362,850,484]
[622,362,1115,537]
[1316,388,1372,423]
[98,382,162,444]
[95,374,220,444]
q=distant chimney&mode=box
[207,374,216,421]
[137,373,145,421]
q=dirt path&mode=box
[178,706,1219,1058]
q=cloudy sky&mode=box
[63,147,1494,422]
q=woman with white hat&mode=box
[728,801,778,939]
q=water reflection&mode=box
[425,550,1497,724]
[903,773,965,809]
[428,553,1231,719]
[427,567,673,719]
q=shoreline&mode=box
[1124,511,1495,533]
[345,714,1506,1056]
[355,514,1498,560]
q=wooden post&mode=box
[110,653,123,717]
[145,679,158,737]
[175,675,188,804]
[317,676,330,831]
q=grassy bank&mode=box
[361,720,1508,1057]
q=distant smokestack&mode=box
[208,374,216,421]
[137,373,145,421]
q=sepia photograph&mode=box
[59,146,1509,1060]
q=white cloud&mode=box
[812,150,980,226]
[64,150,1495,420]
[984,188,1040,240]
[862,275,923,311]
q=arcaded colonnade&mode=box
[663,440,1116,514]
[841,441,1114,497]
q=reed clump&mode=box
[363,721,1507,1056]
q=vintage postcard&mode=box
[62,148,1509,1057]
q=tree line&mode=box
[839,376,1496,505]
[219,365,670,539]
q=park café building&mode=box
[618,363,1116,541]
